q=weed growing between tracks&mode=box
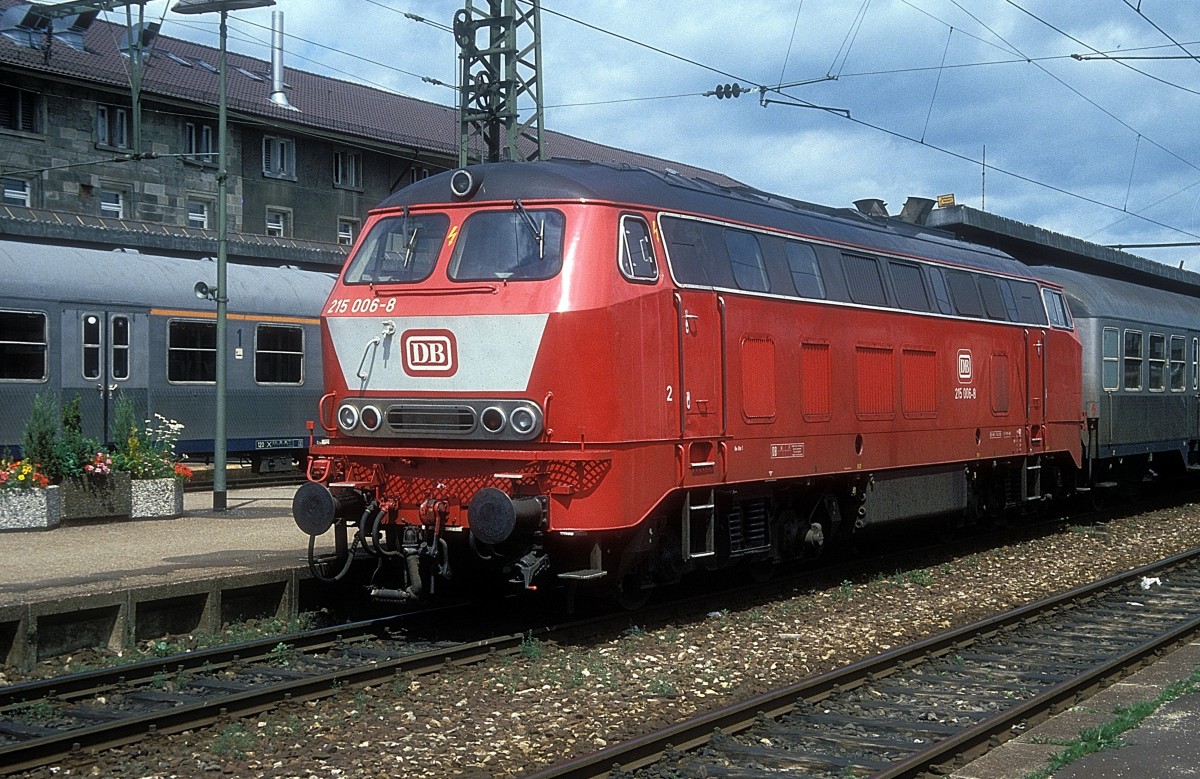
[1026,666,1200,779]
[49,614,319,678]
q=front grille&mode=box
[386,404,476,435]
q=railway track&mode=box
[0,528,1009,776]
[527,547,1200,779]
[0,607,522,775]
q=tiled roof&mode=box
[0,0,741,186]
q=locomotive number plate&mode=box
[256,438,305,450]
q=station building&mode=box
[0,0,736,268]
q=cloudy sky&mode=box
[136,1,1200,268]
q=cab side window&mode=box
[619,215,658,281]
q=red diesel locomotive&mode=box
[292,160,1083,604]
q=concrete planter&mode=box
[0,486,62,531]
[60,473,132,520]
[130,478,184,519]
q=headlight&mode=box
[337,403,360,431]
[480,406,507,434]
[360,404,382,431]
[510,406,537,435]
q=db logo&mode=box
[957,349,973,384]
[401,329,457,377]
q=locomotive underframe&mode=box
[297,447,1077,605]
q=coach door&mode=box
[62,309,145,445]
[1025,327,1047,451]
[674,289,724,447]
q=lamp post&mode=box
[172,0,275,511]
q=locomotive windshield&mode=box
[448,208,565,281]
[343,213,450,284]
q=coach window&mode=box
[0,310,47,381]
[449,208,565,281]
[256,325,304,384]
[784,241,825,298]
[346,213,450,284]
[82,315,102,380]
[111,316,130,380]
[618,215,658,281]
[168,320,216,383]
[945,270,984,317]
[1123,329,1143,391]
[1101,327,1119,391]
[1148,334,1166,391]
[842,253,887,306]
[1170,335,1186,391]
[889,261,929,311]
[725,230,769,292]
[1193,337,1199,391]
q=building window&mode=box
[0,310,47,381]
[3,177,30,207]
[187,200,210,229]
[337,218,358,246]
[1123,329,1143,391]
[266,207,291,237]
[99,189,125,219]
[184,121,214,162]
[1101,327,1119,391]
[0,87,42,133]
[334,150,362,189]
[97,104,130,149]
[262,135,295,178]
[255,324,303,384]
[168,320,215,383]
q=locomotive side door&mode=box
[1025,327,1047,451]
[674,289,724,444]
[61,308,145,445]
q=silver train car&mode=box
[0,239,334,468]
[1037,266,1200,486]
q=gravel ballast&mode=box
[20,504,1200,778]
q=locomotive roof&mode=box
[379,159,1040,280]
[1,239,334,316]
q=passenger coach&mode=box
[0,240,333,468]
[294,160,1084,604]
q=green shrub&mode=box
[21,392,60,481]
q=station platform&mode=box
[0,485,312,607]
[0,485,332,669]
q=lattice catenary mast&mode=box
[454,0,544,165]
